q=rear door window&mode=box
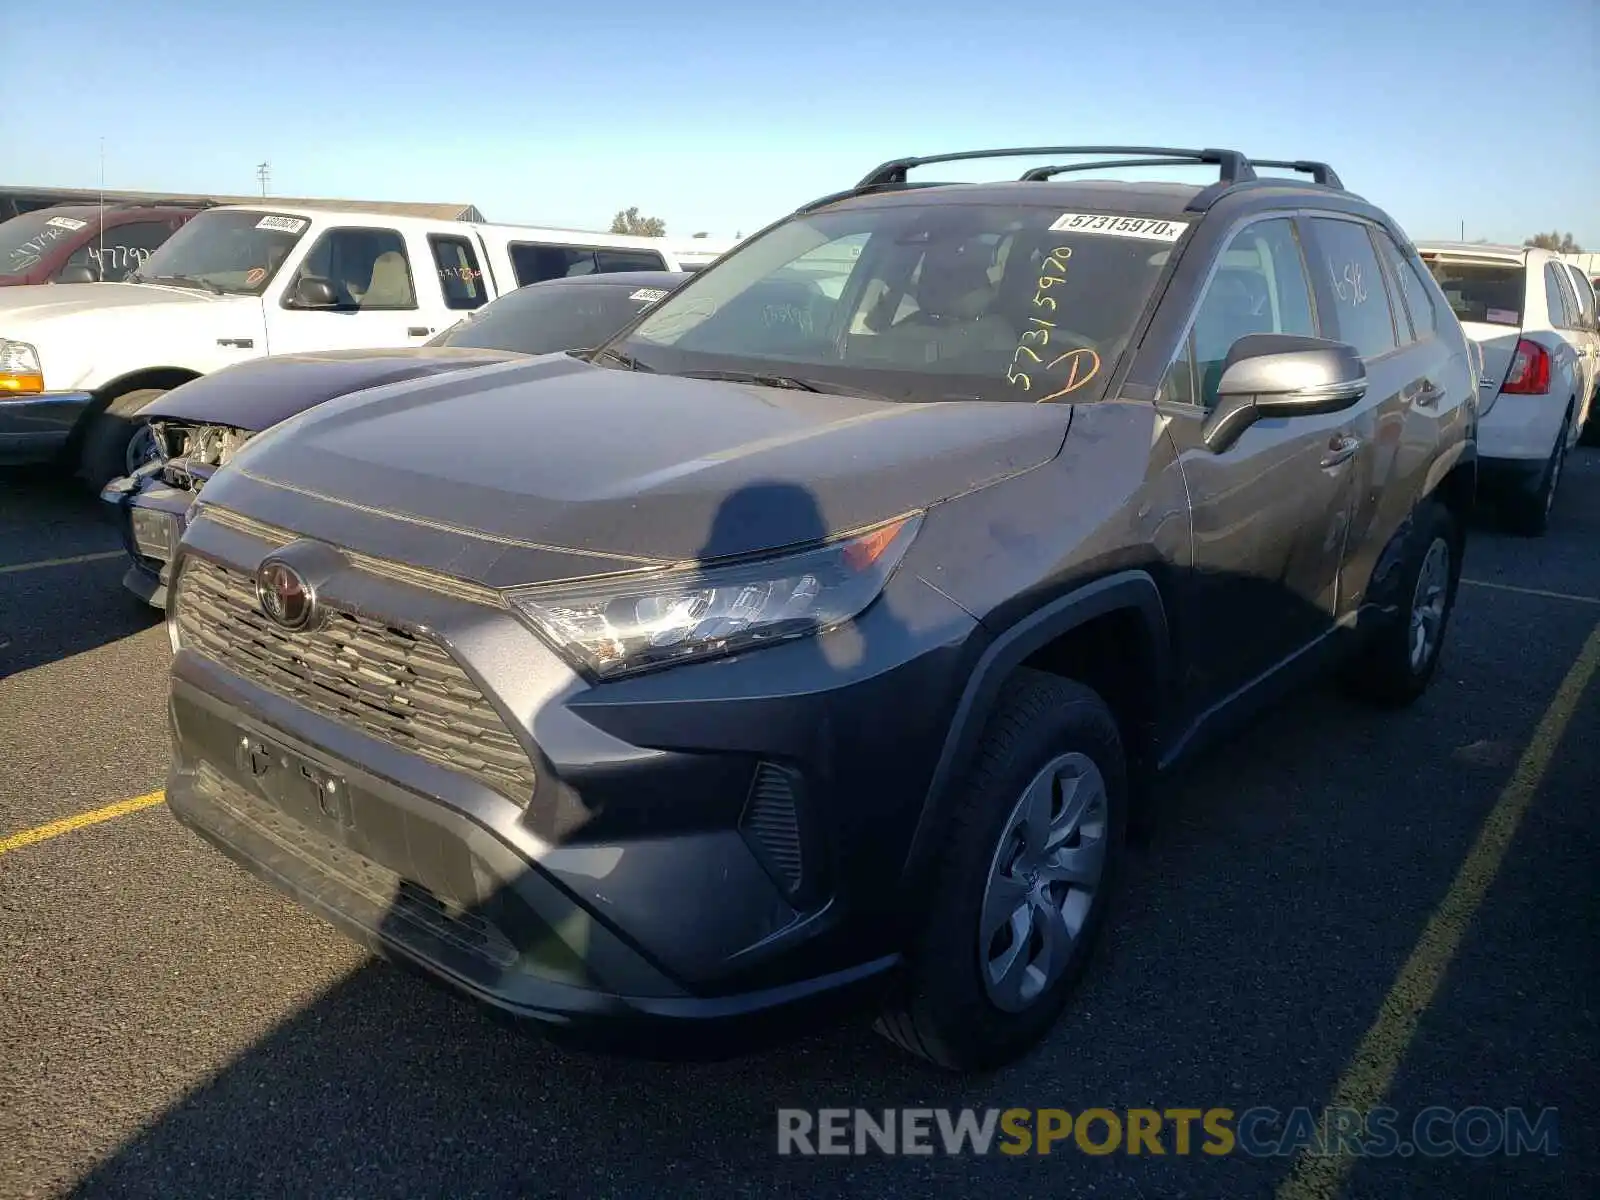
[1374,231,1437,341]
[1308,217,1398,359]
[429,235,487,310]
[1546,263,1580,330]
[1564,265,1596,328]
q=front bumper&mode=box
[0,390,94,465]
[163,510,981,1049]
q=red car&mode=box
[0,202,207,286]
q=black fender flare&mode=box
[898,569,1172,891]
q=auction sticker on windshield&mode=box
[255,215,308,234]
[1048,213,1188,242]
[46,216,90,231]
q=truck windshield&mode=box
[0,210,90,276]
[131,210,309,295]
[598,202,1180,403]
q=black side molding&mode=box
[898,570,1172,891]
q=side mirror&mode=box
[1202,333,1367,453]
[55,265,97,285]
[288,276,339,309]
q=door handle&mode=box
[1321,434,1362,468]
[407,326,433,337]
[1414,381,1444,407]
[217,337,255,349]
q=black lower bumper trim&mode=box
[166,769,898,1057]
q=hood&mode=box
[199,355,1071,586]
[145,346,529,431]
[0,280,222,321]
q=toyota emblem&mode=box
[255,559,316,630]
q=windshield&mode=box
[131,209,309,295]
[0,210,90,276]
[1420,256,1526,326]
[434,280,675,353]
[599,202,1179,403]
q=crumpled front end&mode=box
[100,418,258,608]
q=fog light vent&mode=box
[741,762,804,894]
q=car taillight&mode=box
[1501,338,1550,395]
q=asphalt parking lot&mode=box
[2,455,1597,1200]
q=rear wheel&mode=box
[78,388,168,491]
[874,671,1127,1071]
[1342,500,1461,708]
[1504,409,1571,536]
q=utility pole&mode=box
[256,162,271,197]
[1460,219,1465,241]
[98,137,106,275]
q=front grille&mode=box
[174,555,536,804]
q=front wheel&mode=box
[77,388,169,491]
[874,671,1127,1071]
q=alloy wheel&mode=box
[1409,536,1451,672]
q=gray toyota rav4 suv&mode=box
[162,146,1477,1071]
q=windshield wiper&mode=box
[143,273,226,296]
[676,369,825,392]
[590,347,654,372]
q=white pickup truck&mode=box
[0,203,720,486]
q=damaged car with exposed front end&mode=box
[102,271,686,606]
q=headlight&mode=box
[507,513,922,680]
[0,340,44,394]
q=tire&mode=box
[78,388,168,492]
[1504,409,1571,536]
[1581,394,1600,447]
[1342,499,1461,708]
[874,670,1127,1071]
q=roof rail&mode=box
[1018,157,1210,181]
[792,179,950,215]
[857,146,1258,190]
[1250,159,1344,189]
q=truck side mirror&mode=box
[55,265,97,285]
[289,276,339,309]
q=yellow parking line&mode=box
[0,550,124,576]
[1462,578,1600,606]
[0,791,165,855]
[1277,617,1600,1200]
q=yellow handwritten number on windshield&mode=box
[1009,247,1097,397]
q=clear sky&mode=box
[4,0,1596,246]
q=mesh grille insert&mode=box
[742,763,804,893]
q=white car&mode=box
[1417,242,1599,533]
[0,204,715,488]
